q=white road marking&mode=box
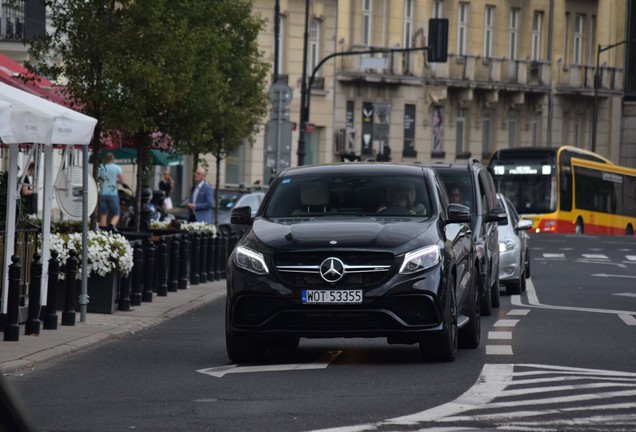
[613,292,636,297]
[486,345,513,355]
[494,319,520,327]
[625,255,636,261]
[619,314,636,326]
[308,364,636,432]
[196,351,341,378]
[488,331,512,340]
[592,273,636,280]
[512,278,636,316]
[582,253,608,259]
[507,309,530,316]
[542,253,565,259]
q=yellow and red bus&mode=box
[487,146,636,236]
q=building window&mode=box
[589,15,596,63]
[457,3,468,56]
[309,19,320,77]
[403,104,417,157]
[433,0,443,18]
[432,106,444,153]
[456,108,467,155]
[482,111,492,156]
[532,11,543,61]
[573,14,583,65]
[403,0,413,49]
[508,110,518,148]
[484,6,495,58]
[531,117,540,147]
[362,0,372,46]
[509,8,519,60]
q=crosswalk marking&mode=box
[507,309,530,316]
[310,364,636,432]
[494,319,519,327]
[486,345,513,355]
[582,253,608,259]
[488,331,512,340]
[542,253,565,259]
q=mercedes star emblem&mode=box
[319,257,345,283]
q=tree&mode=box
[164,0,270,226]
[22,0,270,231]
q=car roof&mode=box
[278,162,435,178]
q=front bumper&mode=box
[498,249,521,282]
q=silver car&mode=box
[497,193,532,294]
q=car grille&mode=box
[274,251,394,289]
[232,295,439,329]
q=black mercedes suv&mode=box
[226,163,481,363]
[428,159,506,316]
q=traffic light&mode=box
[428,19,448,63]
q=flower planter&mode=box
[55,271,120,314]
[86,270,120,314]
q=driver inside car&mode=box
[377,184,426,215]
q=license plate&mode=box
[302,289,363,304]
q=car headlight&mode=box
[399,245,441,274]
[499,238,517,253]
[234,246,269,275]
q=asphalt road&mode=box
[5,234,636,432]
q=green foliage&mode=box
[21,0,270,230]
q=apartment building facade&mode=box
[231,0,632,186]
[0,1,632,187]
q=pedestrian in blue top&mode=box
[98,152,125,229]
[187,167,215,224]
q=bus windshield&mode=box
[490,166,557,214]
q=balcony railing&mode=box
[334,45,623,94]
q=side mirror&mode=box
[515,219,533,231]
[231,206,253,226]
[447,203,472,223]
[487,208,507,223]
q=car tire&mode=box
[459,273,480,349]
[268,336,300,350]
[506,280,522,295]
[491,274,500,308]
[575,217,584,235]
[525,250,531,279]
[226,331,265,364]
[420,275,458,362]
[479,277,492,316]
[627,224,634,236]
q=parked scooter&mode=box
[118,186,173,230]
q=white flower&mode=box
[50,231,134,280]
[180,221,217,235]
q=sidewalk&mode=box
[0,280,226,374]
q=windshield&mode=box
[491,172,557,214]
[218,192,240,210]
[264,174,432,218]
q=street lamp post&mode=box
[592,39,635,153]
[297,0,310,166]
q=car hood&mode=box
[244,217,441,254]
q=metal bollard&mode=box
[214,234,222,281]
[142,239,155,302]
[25,252,43,335]
[169,236,180,292]
[157,238,168,296]
[221,234,229,279]
[43,250,60,330]
[61,249,78,326]
[118,269,132,311]
[130,241,144,306]
[199,233,208,283]
[179,233,189,290]
[190,232,200,285]
[4,255,21,341]
[208,233,216,282]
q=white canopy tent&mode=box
[0,82,97,315]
